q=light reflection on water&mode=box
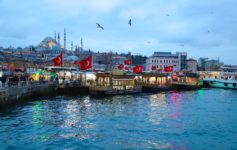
[1,89,237,149]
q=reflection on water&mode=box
[148,93,168,125]
[1,89,237,149]
[32,101,44,125]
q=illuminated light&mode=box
[32,101,44,125]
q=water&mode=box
[0,89,237,150]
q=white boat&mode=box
[203,72,237,89]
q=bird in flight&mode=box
[96,23,104,30]
[166,14,170,17]
[128,19,132,26]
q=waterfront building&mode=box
[187,58,198,72]
[205,59,223,71]
[198,58,208,71]
[145,52,187,72]
[220,65,237,72]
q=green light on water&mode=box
[197,89,204,95]
[32,101,44,125]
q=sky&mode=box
[0,0,237,64]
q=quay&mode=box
[1,69,237,106]
[0,81,58,106]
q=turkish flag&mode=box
[53,53,63,66]
[152,65,156,71]
[124,59,132,65]
[164,66,173,72]
[158,68,163,72]
[117,64,124,70]
[74,60,80,65]
[79,55,93,70]
[133,65,143,73]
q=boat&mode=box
[141,73,172,92]
[203,72,237,89]
[172,73,203,90]
[89,70,142,95]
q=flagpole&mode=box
[91,53,93,72]
[61,52,63,67]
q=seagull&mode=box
[166,14,170,17]
[96,23,104,30]
[128,19,132,26]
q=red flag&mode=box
[158,68,163,72]
[164,66,173,72]
[79,55,93,70]
[74,60,80,65]
[117,64,124,70]
[53,53,63,66]
[152,65,156,71]
[133,65,143,73]
[124,59,132,65]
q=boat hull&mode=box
[172,83,200,90]
[142,85,172,92]
[204,79,237,89]
[89,86,142,96]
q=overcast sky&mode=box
[0,0,237,64]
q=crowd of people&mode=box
[0,71,58,89]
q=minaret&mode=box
[58,32,60,44]
[80,38,83,56]
[71,41,73,51]
[64,28,66,50]
[54,32,57,42]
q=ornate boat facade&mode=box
[172,73,203,90]
[141,73,172,92]
[89,71,142,95]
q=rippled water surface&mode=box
[1,89,237,149]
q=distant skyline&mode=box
[0,0,237,64]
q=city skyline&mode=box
[0,0,237,64]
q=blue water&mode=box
[0,89,237,150]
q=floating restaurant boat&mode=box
[172,73,203,90]
[141,73,172,92]
[89,69,142,95]
[203,72,237,89]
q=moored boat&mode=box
[172,73,203,90]
[203,72,237,89]
[89,70,142,95]
[141,73,172,92]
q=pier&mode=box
[0,81,58,106]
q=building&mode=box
[220,65,237,72]
[205,59,223,71]
[145,52,187,72]
[187,58,198,72]
[198,58,208,71]
[131,55,147,66]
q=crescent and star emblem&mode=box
[57,57,61,63]
[85,60,90,67]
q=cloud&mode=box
[119,8,149,20]
[0,0,237,64]
[43,0,121,16]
